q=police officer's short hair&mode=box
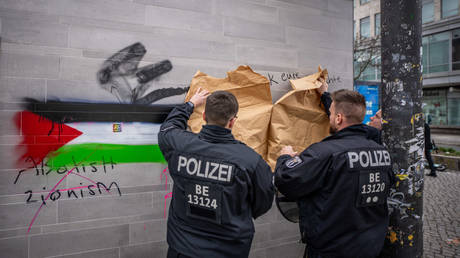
[205,91,239,127]
[331,89,366,123]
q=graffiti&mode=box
[266,72,301,86]
[15,99,174,171]
[97,42,187,104]
[14,155,117,184]
[23,98,174,124]
[10,42,190,235]
[326,76,342,85]
[164,192,173,218]
[25,149,98,233]
[266,71,342,87]
[267,73,279,85]
[280,72,301,81]
[24,181,121,205]
[161,168,173,218]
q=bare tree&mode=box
[354,35,381,81]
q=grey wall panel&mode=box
[0,0,353,257]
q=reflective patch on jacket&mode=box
[286,156,303,168]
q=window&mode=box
[360,0,370,4]
[422,0,434,23]
[354,52,380,82]
[423,89,448,126]
[423,88,460,126]
[354,21,357,40]
[447,90,460,125]
[360,17,371,38]
[423,37,428,74]
[375,56,381,80]
[452,29,460,70]
[422,32,450,74]
[375,13,381,36]
[442,0,459,18]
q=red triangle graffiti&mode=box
[15,111,83,168]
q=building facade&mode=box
[0,0,353,257]
[354,0,460,128]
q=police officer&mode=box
[275,89,393,258]
[319,79,381,145]
[158,88,275,258]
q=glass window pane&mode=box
[360,17,370,38]
[452,29,460,70]
[375,57,381,80]
[427,32,450,73]
[422,0,434,23]
[375,13,381,36]
[354,21,356,40]
[447,91,460,125]
[442,0,459,18]
[422,37,428,74]
[422,89,448,126]
[362,64,376,81]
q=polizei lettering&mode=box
[177,156,233,182]
[347,150,391,169]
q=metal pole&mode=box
[380,0,424,257]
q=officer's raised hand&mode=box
[189,87,210,107]
[316,78,328,96]
[280,146,297,157]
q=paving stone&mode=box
[422,170,460,257]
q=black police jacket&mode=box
[424,123,433,150]
[158,103,275,258]
[275,124,393,258]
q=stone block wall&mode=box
[0,0,352,257]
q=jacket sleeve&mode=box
[320,92,332,117]
[274,146,331,201]
[364,125,383,145]
[158,102,194,161]
[250,157,275,219]
[424,123,433,150]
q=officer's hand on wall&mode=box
[369,109,382,130]
[190,87,210,107]
[280,146,297,157]
[316,78,328,96]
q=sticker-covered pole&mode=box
[380,0,424,257]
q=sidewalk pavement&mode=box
[423,170,460,257]
[432,133,460,151]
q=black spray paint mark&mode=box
[23,98,175,123]
[267,73,279,85]
[135,87,189,105]
[97,42,146,85]
[327,76,342,85]
[97,42,184,104]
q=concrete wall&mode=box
[0,0,353,257]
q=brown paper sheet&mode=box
[185,65,273,158]
[185,65,330,170]
[289,66,329,90]
[266,66,330,168]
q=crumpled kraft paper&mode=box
[184,65,273,158]
[184,65,330,170]
[266,67,330,168]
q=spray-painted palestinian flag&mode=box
[15,99,176,170]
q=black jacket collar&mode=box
[198,125,237,144]
[323,124,369,142]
